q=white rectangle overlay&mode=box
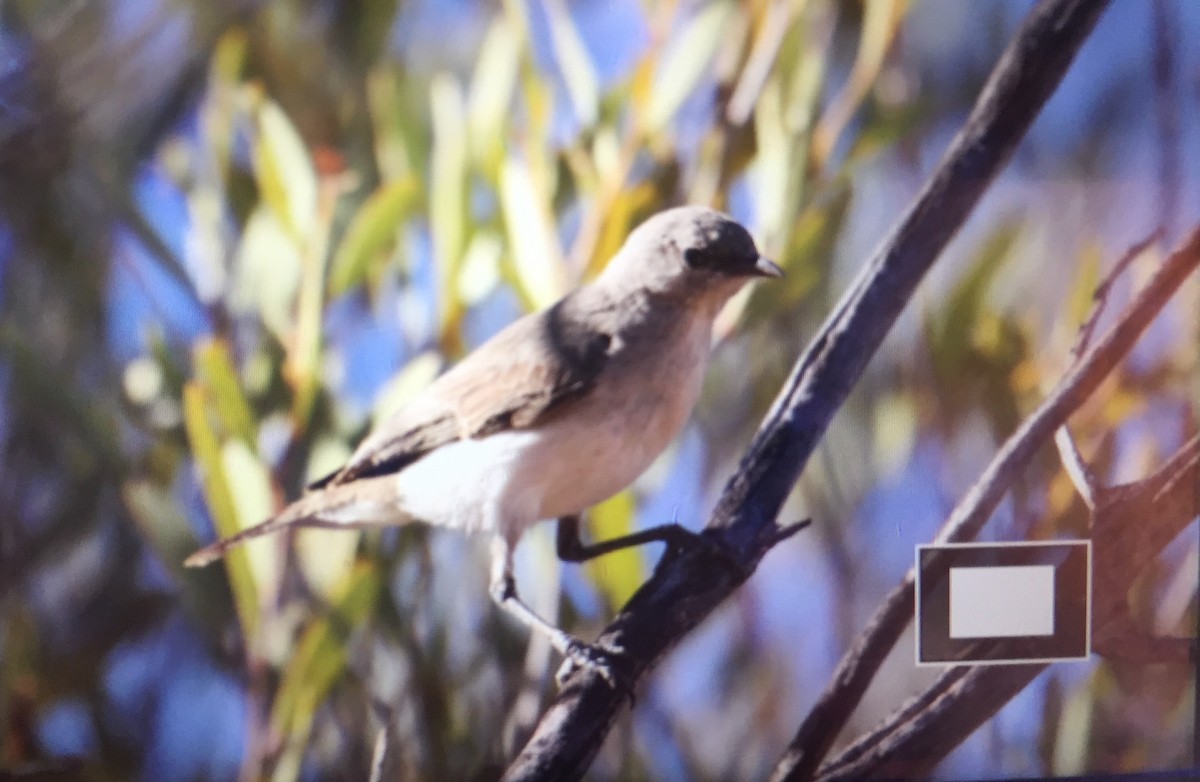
[949,565,1055,639]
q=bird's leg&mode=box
[555,514,701,561]
[556,514,798,582]
[488,536,628,690]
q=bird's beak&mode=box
[753,256,785,278]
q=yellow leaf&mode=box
[501,156,566,309]
[232,206,302,342]
[221,440,281,603]
[457,230,504,306]
[270,564,380,782]
[430,74,469,332]
[545,0,599,128]
[328,177,419,297]
[182,383,259,638]
[586,491,645,609]
[194,339,258,446]
[250,95,318,240]
[645,1,736,133]
[294,441,358,601]
[468,16,522,176]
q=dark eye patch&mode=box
[682,233,759,275]
[683,246,711,269]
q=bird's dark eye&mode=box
[684,247,715,270]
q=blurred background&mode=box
[1,0,1197,779]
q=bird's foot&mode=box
[555,638,632,697]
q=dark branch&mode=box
[502,1,1112,779]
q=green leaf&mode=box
[500,156,565,310]
[290,198,332,432]
[1066,241,1102,331]
[221,439,280,597]
[194,338,258,446]
[813,0,908,164]
[429,73,469,327]
[251,95,318,241]
[872,392,917,476]
[737,184,849,330]
[752,35,826,247]
[232,206,302,342]
[295,437,359,599]
[211,28,247,85]
[932,221,1022,368]
[305,436,353,487]
[545,0,599,128]
[585,491,645,609]
[182,383,259,637]
[645,1,735,133]
[457,230,504,306]
[123,478,196,567]
[328,176,420,297]
[1051,669,1096,775]
[270,564,381,782]
[468,16,522,177]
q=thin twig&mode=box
[1054,230,1159,509]
[1070,230,1161,360]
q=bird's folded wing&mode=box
[316,301,613,487]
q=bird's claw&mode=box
[555,639,631,696]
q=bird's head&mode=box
[603,206,783,306]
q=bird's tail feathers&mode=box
[183,479,409,568]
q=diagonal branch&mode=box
[772,225,1200,781]
[502,1,1112,779]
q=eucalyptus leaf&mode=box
[468,16,522,176]
[251,96,318,240]
[182,383,259,637]
[501,156,565,310]
[328,177,419,297]
[545,0,599,128]
[645,1,735,133]
[232,206,302,342]
[270,564,381,782]
[585,491,645,609]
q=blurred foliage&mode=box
[0,1,1196,781]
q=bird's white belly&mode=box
[392,431,544,535]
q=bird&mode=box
[185,205,783,683]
